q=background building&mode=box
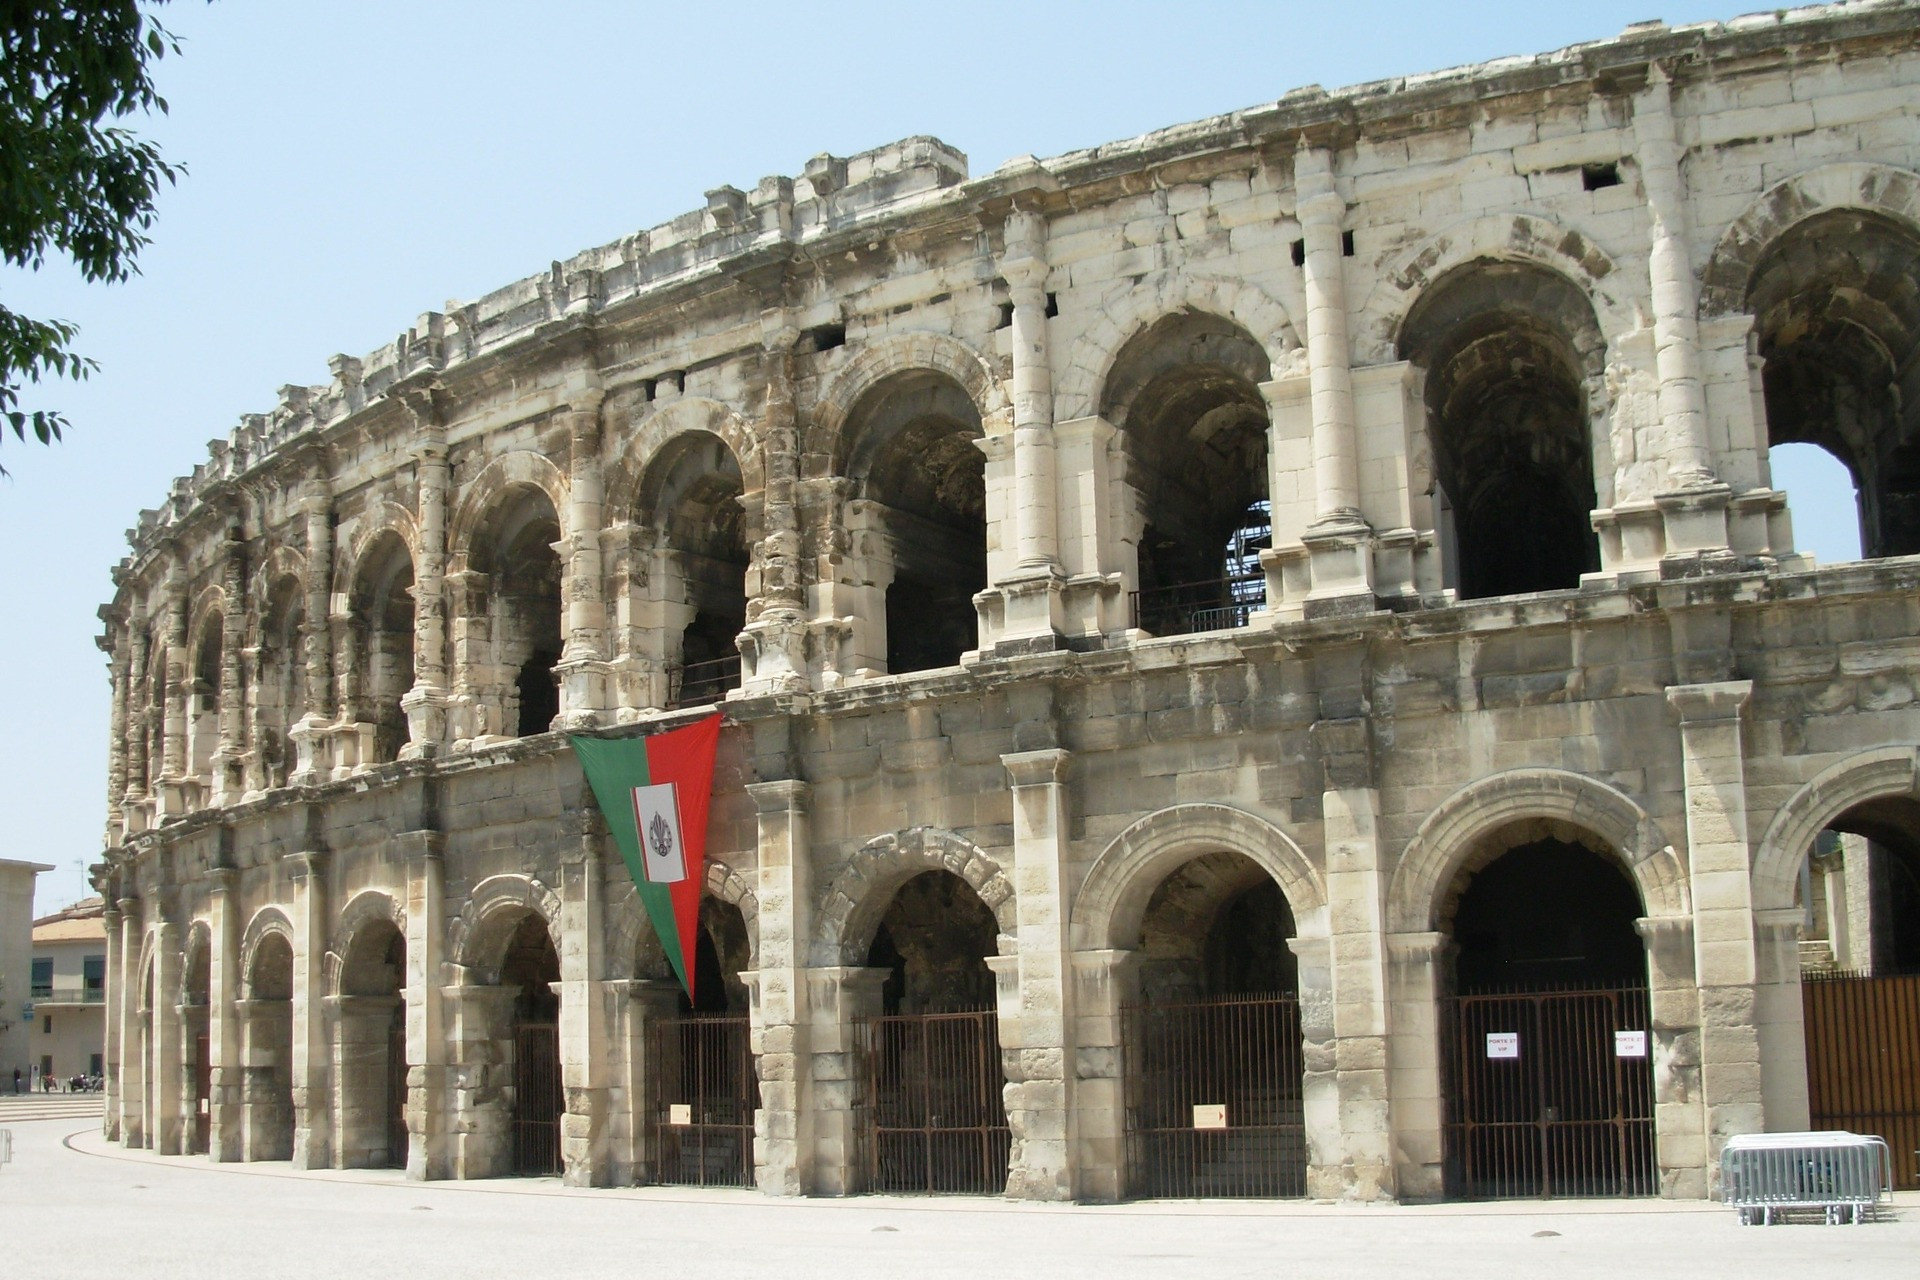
[92,3,1920,1201]
[29,897,109,1086]
[0,859,52,1089]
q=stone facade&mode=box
[95,3,1920,1201]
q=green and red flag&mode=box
[569,713,722,1001]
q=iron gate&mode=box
[386,1012,409,1167]
[1442,986,1656,1198]
[648,1013,757,1188]
[857,1009,1009,1194]
[513,1022,562,1175]
[1123,993,1306,1198]
[1804,969,1920,1189]
[192,1030,211,1154]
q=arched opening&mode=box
[641,898,756,1188]
[136,955,154,1148]
[844,373,986,674]
[336,919,408,1169]
[1770,442,1864,565]
[1125,850,1303,1198]
[496,911,562,1176]
[859,869,1007,1193]
[1401,262,1603,600]
[241,933,295,1162]
[348,532,415,763]
[1101,312,1272,636]
[253,575,306,790]
[467,487,562,737]
[188,615,222,784]
[1438,831,1653,1199]
[1798,794,1920,1189]
[183,937,211,1154]
[1748,210,1920,559]
[639,434,748,708]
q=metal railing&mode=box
[1123,992,1306,1198]
[32,984,103,1004]
[1442,985,1657,1199]
[1722,1131,1892,1224]
[648,1013,757,1189]
[856,1009,1009,1195]
[669,655,741,709]
[1129,575,1265,638]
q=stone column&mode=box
[1295,144,1374,613]
[444,983,518,1179]
[288,849,332,1169]
[739,336,809,695]
[116,897,145,1146]
[1634,66,1733,563]
[401,424,449,756]
[804,965,887,1195]
[1068,947,1137,1202]
[558,810,612,1185]
[103,620,130,845]
[326,994,401,1167]
[1384,931,1446,1200]
[101,901,124,1141]
[747,778,814,1193]
[206,868,243,1160]
[1753,907,1811,1131]
[556,391,612,726]
[399,830,446,1179]
[150,915,184,1153]
[213,526,248,805]
[1638,913,1708,1198]
[290,475,334,784]
[156,568,190,818]
[1000,748,1075,1200]
[993,209,1065,652]
[1666,680,1763,1177]
[122,612,151,825]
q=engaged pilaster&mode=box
[400,830,447,1180]
[289,473,335,784]
[748,778,814,1192]
[401,416,450,755]
[206,867,243,1160]
[558,808,612,1185]
[116,897,145,1146]
[101,899,124,1141]
[288,849,332,1169]
[556,389,613,725]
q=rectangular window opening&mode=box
[800,323,846,353]
[1044,292,1059,319]
[1582,162,1622,191]
[996,302,1015,330]
[1341,229,1355,257]
[1290,239,1306,267]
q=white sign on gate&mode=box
[1192,1104,1228,1130]
[1614,1030,1649,1059]
[668,1104,692,1126]
[1485,1032,1520,1060]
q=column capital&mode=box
[1385,930,1447,965]
[285,848,330,881]
[1665,679,1752,725]
[1635,914,1696,946]
[204,866,237,895]
[747,778,811,814]
[1002,748,1071,788]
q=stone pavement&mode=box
[0,1119,1910,1279]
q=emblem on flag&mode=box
[570,713,722,1000]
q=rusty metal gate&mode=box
[648,1013,757,1188]
[1123,993,1306,1198]
[385,1011,409,1167]
[1804,969,1920,1189]
[856,1009,1009,1194]
[1442,986,1656,1198]
[192,1030,210,1154]
[513,1022,562,1175]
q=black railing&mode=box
[669,655,741,710]
[1129,575,1266,637]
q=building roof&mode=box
[32,896,106,944]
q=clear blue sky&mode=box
[0,2,1862,915]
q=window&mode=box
[43,1014,53,1034]
[90,1054,102,1076]
[83,954,106,1000]
[30,956,52,999]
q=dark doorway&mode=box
[501,913,562,1176]
[649,900,757,1188]
[1440,835,1654,1199]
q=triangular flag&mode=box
[570,713,722,1001]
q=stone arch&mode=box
[1753,745,1920,914]
[247,545,309,618]
[815,828,1015,966]
[605,397,765,516]
[803,331,1007,470]
[186,585,228,663]
[1699,162,1920,319]
[237,906,295,999]
[180,919,212,1006]
[1360,212,1638,363]
[325,888,408,994]
[446,872,562,975]
[330,503,421,601]
[1386,768,1687,935]
[135,941,156,1013]
[1071,803,1327,952]
[1057,272,1302,423]
[446,449,570,564]
[610,858,762,976]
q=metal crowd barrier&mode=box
[0,1128,11,1170]
[1721,1131,1892,1224]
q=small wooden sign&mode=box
[1192,1104,1228,1130]
[668,1104,693,1126]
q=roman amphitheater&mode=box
[93,2,1920,1203]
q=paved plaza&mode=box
[0,1116,1912,1279]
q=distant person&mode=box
[10,1067,17,1093]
